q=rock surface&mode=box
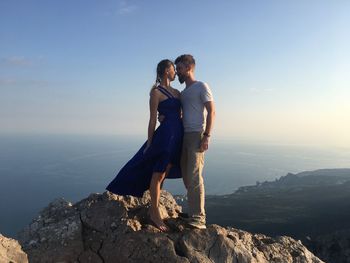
[18,190,324,263]
[305,229,350,263]
[0,233,28,263]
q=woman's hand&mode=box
[143,143,151,154]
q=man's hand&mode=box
[199,136,209,152]
[158,114,165,123]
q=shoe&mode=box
[187,219,206,230]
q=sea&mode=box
[1,134,349,238]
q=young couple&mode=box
[106,54,215,232]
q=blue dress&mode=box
[106,86,183,197]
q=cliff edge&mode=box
[0,233,28,263]
[4,191,324,263]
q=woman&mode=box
[106,59,183,232]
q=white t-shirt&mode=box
[181,81,214,132]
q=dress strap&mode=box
[157,86,174,99]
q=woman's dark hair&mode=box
[152,59,174,90]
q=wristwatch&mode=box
[203,132,211,137]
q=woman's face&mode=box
[166,65,176,82]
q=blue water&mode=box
[1,134,349,238]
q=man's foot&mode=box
[149,209,169,232]
[186,219,206,229]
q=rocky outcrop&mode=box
[18,190,324,263]
[0,233,28,263]
[305,229,350,263]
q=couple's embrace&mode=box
[106,54,215,232]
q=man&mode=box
[175,54,215,229]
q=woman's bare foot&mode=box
[149,208,169,232]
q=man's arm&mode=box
[200,100,215,152]
[158,114,165,123]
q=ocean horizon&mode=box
[1,134,349,238]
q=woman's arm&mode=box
[146,89,160,149]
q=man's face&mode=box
[175,62,188,84]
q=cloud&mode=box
[117,1,138,15]
[1,56,32,66]
[249,87,274,93]
[0,56,45,68]
[0,77,49,89]
[0,78,17,86]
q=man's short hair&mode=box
[175,54,195,66]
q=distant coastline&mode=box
[1,133,349,238]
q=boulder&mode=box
[17,190,324,263]
[0,233,28,263]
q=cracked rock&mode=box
[0,233,28,263]
[13,190,324,263]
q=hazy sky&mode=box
[1,0,349,147]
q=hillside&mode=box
[203,168,350,263]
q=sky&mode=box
[1,0,349,147]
